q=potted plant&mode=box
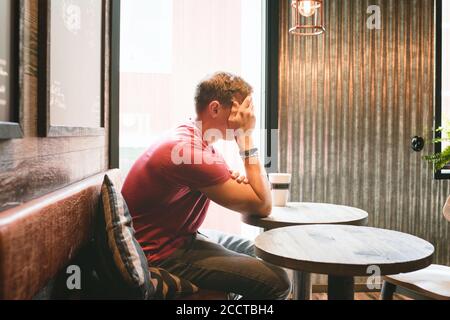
[424,121,450,172]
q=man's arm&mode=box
[199,158,272,217]
[443,196,450,222]
[199,97,272,218]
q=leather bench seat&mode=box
[0,170,226,300]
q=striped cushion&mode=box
[149,267,199,300]
[95,175,154,299]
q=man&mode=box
[122,72,290,300]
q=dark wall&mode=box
[278,0,450,265]
[0,0,111,211]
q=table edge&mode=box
[254,246,434,277]
[242,215,369,229]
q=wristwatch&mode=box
[240,148,259,159]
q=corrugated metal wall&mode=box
[278,0,450,267]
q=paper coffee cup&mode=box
[269,173,292,207]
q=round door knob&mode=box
[411,136,425,152]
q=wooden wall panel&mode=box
[278,0,450,270]
[0,0,110,211]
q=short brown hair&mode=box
[195,72,253,114]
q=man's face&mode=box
[204,95,245,142]
[223,95,245,141]
[215,103,234,141]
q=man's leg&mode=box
[198,229,256,257]
[155,232,291,300]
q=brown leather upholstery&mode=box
[0,169,227,300]
[0,170,121,300]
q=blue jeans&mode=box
[154,230,291,300]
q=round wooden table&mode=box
[242,202,369,299]
[242,202,369,230]
[255,225,435,300]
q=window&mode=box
[436,0,450,178]
[119,0,265,235]
[0,0,22,139]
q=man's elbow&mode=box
[252,201,272,218]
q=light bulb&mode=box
[298,1,319,17]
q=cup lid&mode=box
[268,173,292,184]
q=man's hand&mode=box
[228,96,256,135]
[228,96,256,152]
[230,170,249,184]
[200,95,271,218]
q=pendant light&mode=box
[289,0,325,36]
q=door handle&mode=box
[411,136,425,152]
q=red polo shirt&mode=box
[122,122,231,264]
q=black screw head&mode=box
[411,136,425,152]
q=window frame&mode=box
[110,0,121,169]
[435,0,449,179]
[38,0,107,138]
[110,0,277,171]
[264,0,280,173]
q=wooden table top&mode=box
[255,225,434,277]
[242,203,369,230]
